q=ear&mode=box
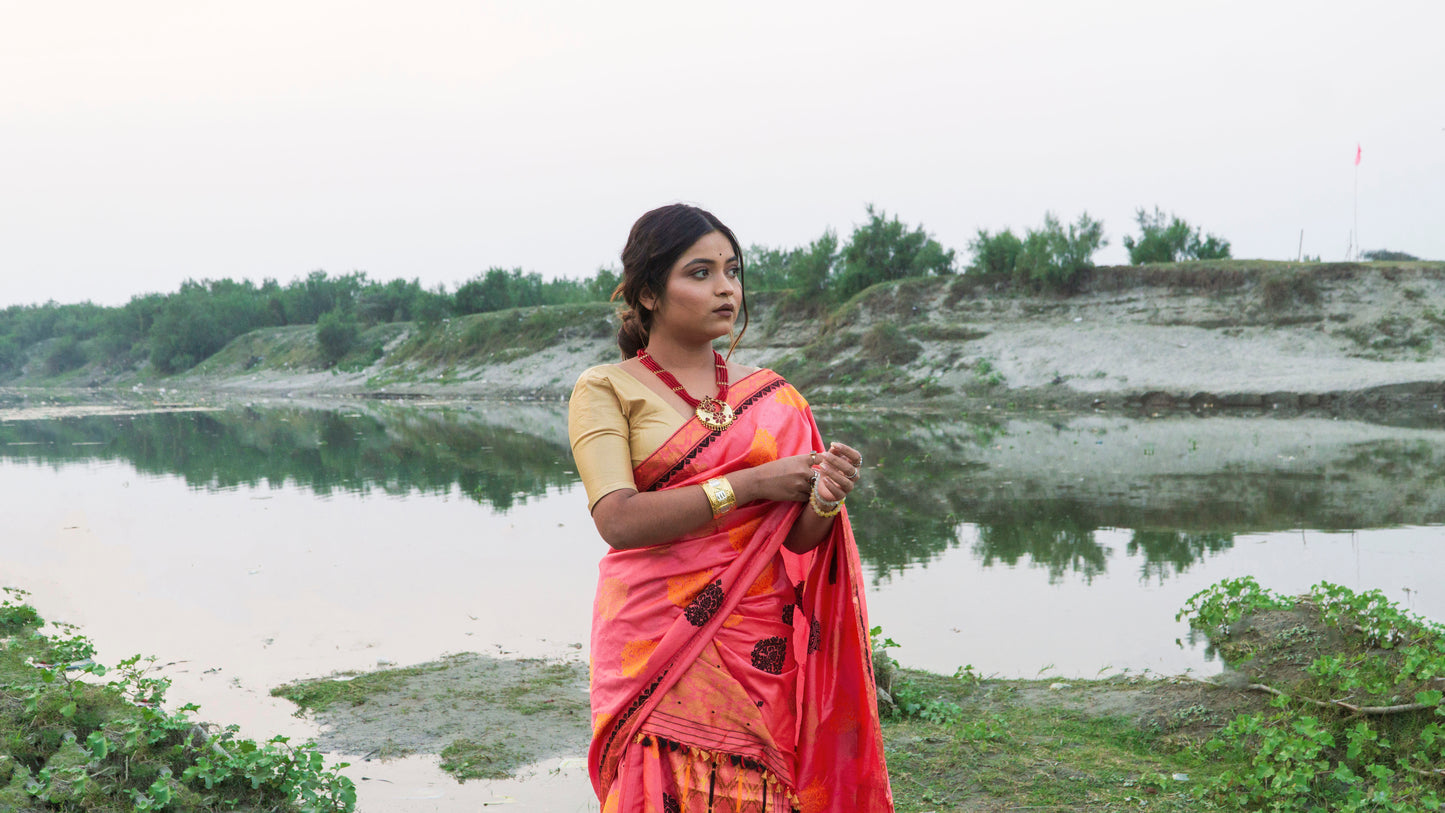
[639,287,658,312]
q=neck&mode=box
[642,336,718,371]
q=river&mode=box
[3,399,1442,810]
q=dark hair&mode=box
[613,203,749,359]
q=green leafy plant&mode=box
[1179,579,1445,812]
[1122,206,1231,264]
[832,205,955,302]
[0,596,356,811]
[968,212,1107,290]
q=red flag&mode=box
[1355,144,1362,166]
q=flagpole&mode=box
[1353,144,1361,260]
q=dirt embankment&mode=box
[7,262,1445,422]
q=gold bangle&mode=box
[809,489,844,518]
[703,476,736,518]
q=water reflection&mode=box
[1128,531,1235,583]
[4,404,1444,583]
[821,411,1445,581]
[0,404,575,512]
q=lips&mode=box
[713,304,735,316]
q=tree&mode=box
[1362,249,1418,261]
[588,267,621,301]
[745,230,838,295]
[316,308,360,365]
[833,206,954,301]
[454,267,546,314]
[148,297,225,373]
[1122,207,1231,264]
[1014,212,1107,289]
[967,229,1023,276]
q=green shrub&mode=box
[316,309,360,366]
[833,206,955,302]
[1122,207,1232,264]
[1363,250,1419,261]
[859,324,921,366]
[965,213,1106,291]
[1179,579,1445,812]
[1017,212,1107,290]
[966,229,1023,276]
[42,336,87,375]
[1261,272,1321,310]
[0,594,356,811]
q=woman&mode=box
[569,204,893,813]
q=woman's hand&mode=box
[813,441,863,503]
[728,443,863,507]
[780,441,863,554]
[731,453,818,504]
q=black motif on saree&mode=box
[684,580,725,627]
[750,636,788,674]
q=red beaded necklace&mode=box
[636,348,735,430]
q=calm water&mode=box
[3,400,1443,809]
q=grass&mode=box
[269,653,589,783]
[439,736,525,781]
[270,661,451,713]
[881,670,1237,812]
[385,303,614,370]
[1335,315,1434,356]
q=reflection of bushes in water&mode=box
[971,507,1109,584]
[846,494,966,581]
[0,407,576,513]
[1127,530,1234,583]
[817,411,1002,578]
[1342,439,1445,480]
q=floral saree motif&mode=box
[588,370,893,812]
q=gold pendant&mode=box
[696,398,734,430]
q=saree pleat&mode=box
[587,371,892,812]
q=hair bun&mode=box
[617,308,649,359]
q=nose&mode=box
[716,272,739,297]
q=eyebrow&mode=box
[684,254,739,267]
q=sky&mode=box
[2,1,1442,309]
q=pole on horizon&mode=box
[1353,143,1361,260]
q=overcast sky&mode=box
[2,1,1442,309]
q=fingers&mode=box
[817,444,862,482]
[810,442,863,503]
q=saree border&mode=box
[633,370,788,493]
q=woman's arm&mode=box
[590,455,818,550]
[592,443,864,553]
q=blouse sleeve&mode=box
[568,368,639,511]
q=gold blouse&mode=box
[568,364,688,511]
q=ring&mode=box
[850,469,860,481]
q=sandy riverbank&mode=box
[125,262,1445,427]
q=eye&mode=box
[725,266,740,279]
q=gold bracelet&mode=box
[809,489,844,518]
[703,476,736,518]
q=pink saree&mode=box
[588,370,893,812]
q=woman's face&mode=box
[643,230,741,344]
